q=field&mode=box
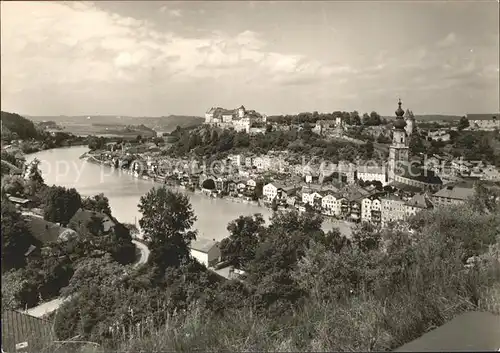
[27,115,204,136]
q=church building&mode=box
[387,99,442,191]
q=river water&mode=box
[27,146,352,241]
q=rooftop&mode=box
[433,185,475,201]
[1,310,54,352]
[25,215,68,243]
[394,311,500,352]
[190,237,219,253]
[8,196,30,204]
[69,208,117,233]
[405,193,434,209]
[397,163,443,185]
[357,165,386,175]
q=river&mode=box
[27,146,352,241]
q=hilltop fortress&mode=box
[204,105,267,133]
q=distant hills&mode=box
[26,115,204,133]
[1,111,41,140]
[383,115,463,122]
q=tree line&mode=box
[267,110,386,126]
[165,125,379,162]
[34,183,500,351]
[2,159,136,311]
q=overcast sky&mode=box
[1,1,498,117]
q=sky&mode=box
[1,1,499,117]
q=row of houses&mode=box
[262,181,478,226]
[424,155,500,181]
[465,114,499,131]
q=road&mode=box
[24,297,70,318]
[21,211,43,218]
[25,240,150,318]
[132,239,150,267]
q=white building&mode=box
[321,194,341,216]
[263,183,279,201]
[302,190,322,205]
[361,196,382,223]
[482,166,500,181]
[404,193,433,218]
[227,154,242,167]
[466,114,500,131]
[190,238,221,267]
[381,195,407,226]
[253,156,272,170]
[205,105,266,133]
[246,179,257,190]
[357,165,388,186]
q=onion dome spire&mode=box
[395,98,405,117]
[394,98,407,129]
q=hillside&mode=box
[26,115,204,134]
[1,111,41,141]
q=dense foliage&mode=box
[1,111,40,140]
[267,110,385,126]
[42,186,82,226]
[166,125,376,162]
[138,187,197,271]
[1,201,39,272]
[1,168,137,311]
[81,193,112,215]
[46,186,500,351]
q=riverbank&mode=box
[27,146,353,238]
[82,152,353,231]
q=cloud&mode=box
[159,5,182,17]
[1,1,354,94]
[436,32,457,48]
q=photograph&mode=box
[1,1,499,352]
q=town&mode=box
[2,1,500,352]
[84,99,500,231]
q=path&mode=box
[21,211,43,219]
[25,240,150,318]
[24,297,70,318]
[132,239,150,267]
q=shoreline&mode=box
[82,151,354,235]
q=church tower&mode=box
[388,99,409,181]
[404,109,416,136]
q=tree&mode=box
[458,116,470,131]
[138,188,197,270]
[2,175,26,197]
[271,198,279,211]
[136,134,142,143]
[350,111,360,125]
[220,214,265,268]
[352,222,382,252]
[364,141,374,159]
[1,201,39,271]
[82,193,112,215]
[201,178,216,190]
[362,113,371,125]
[210,130,219,145]
[1,150,25,168]
[377,133,391,144]
[369,111,382,125]
[409,134,425,155]
[468,182,500,215]
[42,186,82,226]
